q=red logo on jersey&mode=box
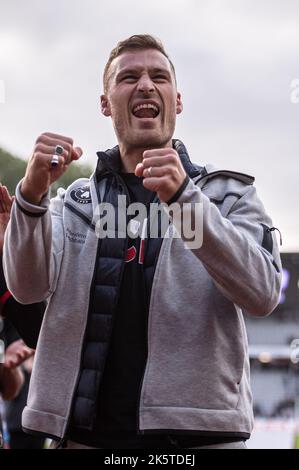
[125,243,145,264]
[125,246,137,263]
[125,218,147,264]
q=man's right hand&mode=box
[21,132,83,205]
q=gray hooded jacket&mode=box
[3,145,282,440]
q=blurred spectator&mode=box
[274,399,295,419]
[0,183,44,448]
[0,184,44,349]
[0,321,34,448]
[3,332,45,449]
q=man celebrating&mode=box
[3,35,282,449]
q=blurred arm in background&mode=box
[0,339,34,400]
[0,184,44,349]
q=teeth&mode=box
[133,103,159,114]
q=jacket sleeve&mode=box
[167,178,282,316]
[3,180,65,304]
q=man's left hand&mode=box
[135,148,187,203]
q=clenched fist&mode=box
[135,148,187,203]
[21,132,83,205]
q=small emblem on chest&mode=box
[70,186,92,204]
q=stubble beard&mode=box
[122,124,174,151]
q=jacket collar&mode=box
[172,139,203,178]
[96,145,121,177]
[96,139,204,180]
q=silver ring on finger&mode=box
[50,155,60,167]
[51,145,65,167]
[148,166,153,177]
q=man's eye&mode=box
[122,76,137,81]
[153,75,168,81]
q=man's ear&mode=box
[176,92,183,115]
[100,95,111,117]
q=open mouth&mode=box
[132,103,160,119]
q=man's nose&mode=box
[137,75,155,93]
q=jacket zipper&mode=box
[136,192,161,436]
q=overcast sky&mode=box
[0,0,298,250]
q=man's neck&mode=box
[119,141,172,173]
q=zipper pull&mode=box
[269,227,282,246]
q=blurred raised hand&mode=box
[0,339,34,401]
[4,339,35,369]
[0,184,14,252]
